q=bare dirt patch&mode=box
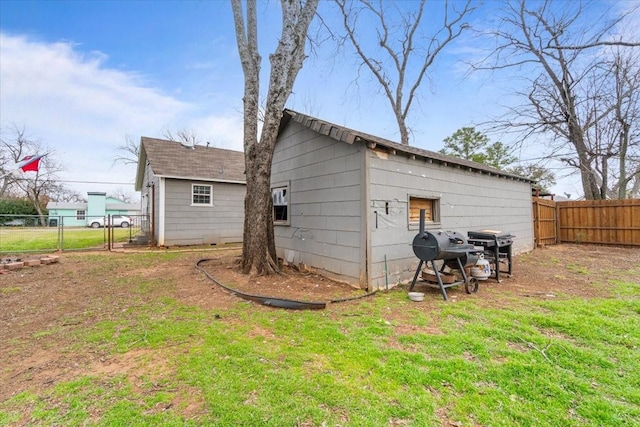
[1,244,639,411]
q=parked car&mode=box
[2,219,25,227]
[87,215,132,228]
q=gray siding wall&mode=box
[272,122,365,287]
[140,165,160,244]
[162,179,245,246]
[367,149,534,290]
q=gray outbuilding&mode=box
[272,110,534,290]
[134,137,246,247]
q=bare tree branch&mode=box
[334,0,475,145]
[161,128,202,146]
[472,0,640,199]
[113,134,140,166]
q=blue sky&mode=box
[1,0,635,199]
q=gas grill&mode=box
[466,230,515,283]
[409,210,480,301]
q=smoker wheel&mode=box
[465,278,479,294]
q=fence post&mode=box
[555,202,561,244]
[536,199,541,246]
[59,216,63,250]
[532,198,538,246]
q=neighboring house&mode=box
[47,192,140,227]
[134,137,246,246]
[272,110,535,290]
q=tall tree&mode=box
[0,124,29,198]
[440,127,517,169]
[335,0,475,145]
[485,141,518,170]
[557,47,640,199]
[232,0,319,275]
[474,0,640,199]
[440,126,555,191]
[602,49,640,198]
[441,127,490,164]
[509,164,556,194]
[0,124,61,225]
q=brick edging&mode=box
[1,255,60,272]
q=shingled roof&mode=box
[280,109,531,182]
[135,137,245,190]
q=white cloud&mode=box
[0,33,242,198]
[186,113,244,152]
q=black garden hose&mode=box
[195,258,377,310]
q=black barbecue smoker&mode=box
[409,209,480,301]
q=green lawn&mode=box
[0,227,137,253]
[1,250,639,426]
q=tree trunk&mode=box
[241,145,278,274]
[232,0,318,276]
[25,187,46,226]
[557,58,602,200]
[395,112,410,145]
[631,174,640,198]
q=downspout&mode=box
[151,183,156,246]
[158,177,165,246]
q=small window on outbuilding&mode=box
[409,196,440,225]
[76,210,86,220]
[272,185,289,224]
[192,184,213,206]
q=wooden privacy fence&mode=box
[532,198,640,247]
[532,197,557,246]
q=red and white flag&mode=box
[17,154,44,172]
[0,154,47,180]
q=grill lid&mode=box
[413,230,476,262]
[467,230,515,240]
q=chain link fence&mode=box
[0,214,149,255]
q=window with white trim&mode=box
[76,210,86,220]
[409,196,440,226]
[272,185,289,224]
[192,184,213,206]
